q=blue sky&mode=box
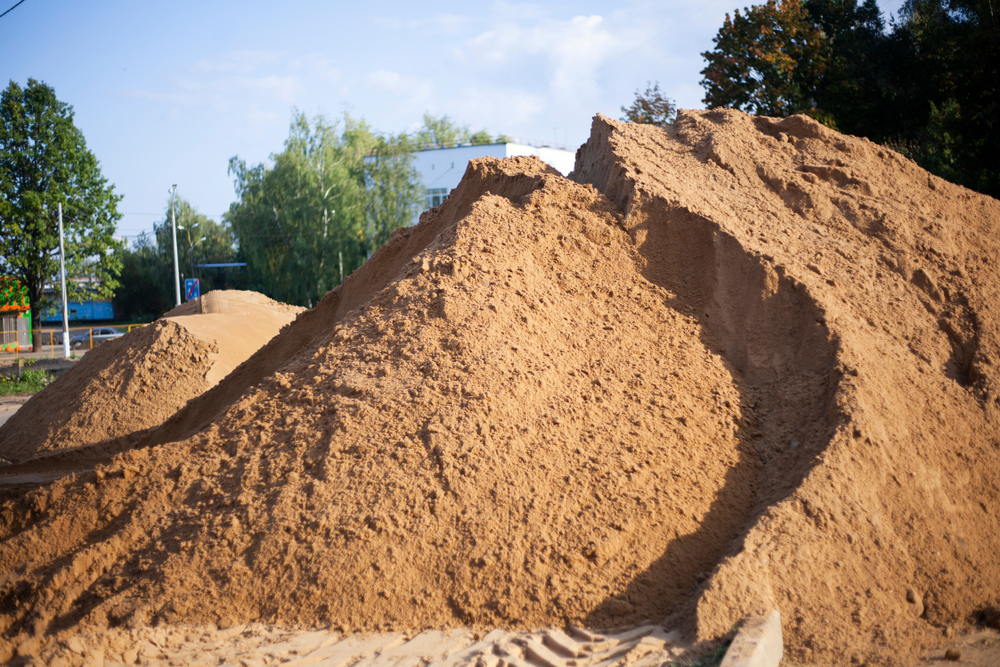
[1,0,903,241]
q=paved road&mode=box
[0,397,28,428]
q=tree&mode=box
[700,0,831,118]
[364,133,423,251]
[113,232,171,322]
[227,112,421,308]
[469,130,494,145]
[155,196,236,289]
[699,0,999,196]
[889,0,1000,197]
[415,113,470,148]
[114,196,237,321]
[621,81,678,127]
[0,78,122,350]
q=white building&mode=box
[415,142,576,212]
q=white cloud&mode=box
[367,70,434,109]
[288,54,342,83]
[490,1,549,21]
[373,13,474,34]
[463,15,620,99]
[119,50,353,130]
[447,86,545,128]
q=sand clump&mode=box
[0,110,998,666]
[0,290,303,465]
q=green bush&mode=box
[0,368,51,396]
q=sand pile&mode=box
[0,110,998,666]
[0,290,303,465]
[572,111,1000,665]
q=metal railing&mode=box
[0,324,147,358]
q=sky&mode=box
[1,0,907,242]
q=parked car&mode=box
[69,327,124,349]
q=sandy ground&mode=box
[3,622,695,667]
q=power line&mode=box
[0,0,26,19]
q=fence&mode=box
[0,324,147,358]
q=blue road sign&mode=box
[185,278,200,301]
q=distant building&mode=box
[414,142,576,219]
[41,277,113,323]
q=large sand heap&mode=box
[0,110,998,666]
[0,290,303,465]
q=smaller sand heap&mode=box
[0,290,303,465]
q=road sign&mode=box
[185,278,200,301]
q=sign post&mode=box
[184,278,200,301]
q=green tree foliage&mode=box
[700,0,829,118]
[890,0,1000,196]
[469,130,494,145]
[415,114,501,147]
[621,81,678,127]
[113,233,171,321]
[0,78,122,350]
[114,196,237,320]
[156,196,237,286]
[701,0,1000,197]
[226,112,421,308]
[364,133,424,251]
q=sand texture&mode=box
[0,290,303,465]
[1,110,998,666]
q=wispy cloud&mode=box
[461,15,620,99]
[367,70,434,110]
[447,86,545,128]
[121,51,341,127]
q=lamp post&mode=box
[170,185,181,306]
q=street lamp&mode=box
[170,185,181,306]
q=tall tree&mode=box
[621,81,678,127]
[227,112,420,308]
[891,0,1000,196]
[0,78,122,350]
[364,132,423,251]
[700,0,830,118]
[113,232,171,322]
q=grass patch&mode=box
[0,366,52,396]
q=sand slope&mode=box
[0,291,303,464]
[573,111,1000,665]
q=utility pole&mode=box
[57,203,70,359]
[170,185,180,306]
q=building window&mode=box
[426,188,449,210]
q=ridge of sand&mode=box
[1,111,999,667]
[572,110,1000,665]
[0,290,303,465]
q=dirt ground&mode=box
[1,110,999,667]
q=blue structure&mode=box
[41,300,114,323]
